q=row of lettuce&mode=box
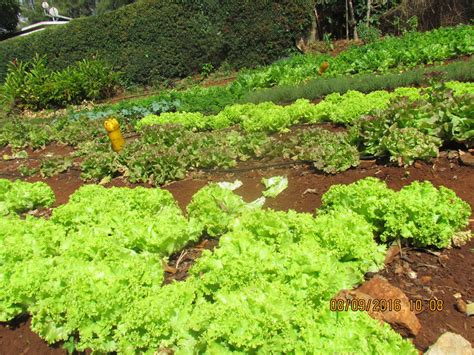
[1,81,472,185]
[1,177,471,353]
[135,81,473,131]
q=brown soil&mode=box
[379,239,474,351]
[0,146,473,353]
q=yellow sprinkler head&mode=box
[104,117,125,152]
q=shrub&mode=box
[0,55,121,109]
[356,23,381,44]
[0,0,313,85]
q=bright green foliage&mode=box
[229,25,474,92]
[4,178,463,352]
[51,185,197,254]
[0,184,201,351]
[135,82,473,132]
[28,243,164,350]
[186,184,249,237]
[320,177,395,234]
[445,81,474,95]
[115,207,409,353]
[238,102,297,133]
[305,90,392,124]
[381,127,442,166]
[0,216,65,320]
[262,176,288,197]
[320,177,471,248]
[382,182,472,248]
[136,112,207,131]
[0,179,55,215]
[312,209,386,270]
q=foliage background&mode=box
[0,0,313,85]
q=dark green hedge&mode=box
[0,0,312,85]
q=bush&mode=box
[0,0,313,85]
[356,23,381,44]
[0,55,121,109]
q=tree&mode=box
[0,0,20,32]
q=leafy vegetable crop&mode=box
[320,177,471,248]
[0,181,422,353]
[356,82,474,163]
[0,179,55,215]
[136,81,472,133]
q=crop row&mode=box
[1,177,471,352]
[1,81,472,185]
[135,81,474,132]
[232,24,473,91]
[73,83,474,182]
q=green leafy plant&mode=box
[380,127,442,166]
[383,182,471,248]
[4,177,468,352]
[287,128,360,174]
[323,33,335,51]
[356,23,381,44]
[0,179,55,215]
[39,156,73,177]
[200,63,215,79]
[320,177,471,248]
[1,55,121,110]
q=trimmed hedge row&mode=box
[0,0,312,85]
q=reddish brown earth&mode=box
[0,146,473,353]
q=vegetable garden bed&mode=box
[0,25,472,354]
[0,145,472,353]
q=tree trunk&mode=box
[367,0,371,25]
[345,0,349,40]
[348,0,358,40]
[312,5,321,41]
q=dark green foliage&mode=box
[356,23,381,44]
[0,0,20,33]
[203,0,312,68]
[0,0,312,85]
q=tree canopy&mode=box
[0,0,20,33]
